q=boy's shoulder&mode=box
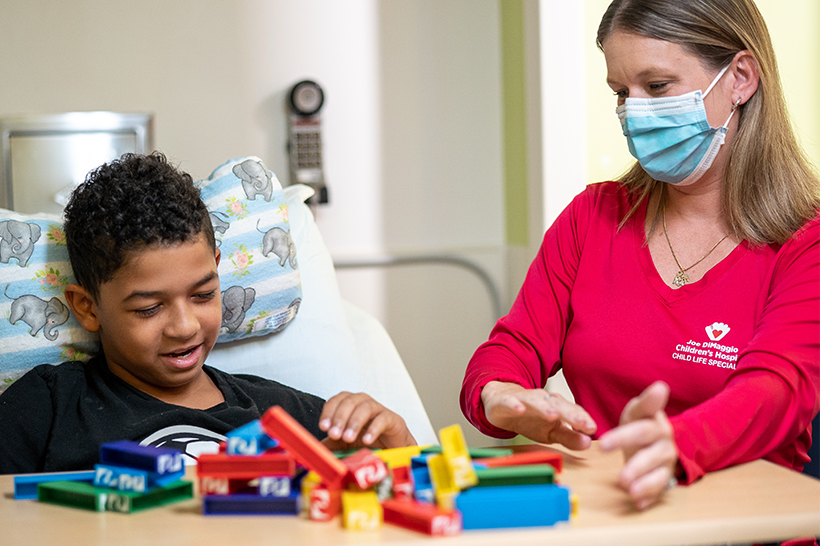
[4,359,94,395]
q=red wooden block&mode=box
[477,450,563,472]
[342,449,389,490]
[198,476,252,495]
[261,406,348,487]
[309,483,341,521]
[196,451,295,479]
[391,466,414,499]
[382,498,462,536]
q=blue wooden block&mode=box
[257,476,291,497]
[202,491,300,515]
[14,471,96,500]
[225,419,279,456]
[93,464,186,493]
[411,463,434,504]
[454,483,570,529]
[99,441,183,475]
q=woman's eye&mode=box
[649,82,668,92]
[613,90,628,99]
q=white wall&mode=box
[0,0,505,445]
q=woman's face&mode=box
[601,30,739,187]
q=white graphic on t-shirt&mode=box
[705,322,730,341]
[140,425,226,466]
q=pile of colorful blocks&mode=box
[196,405,572,535]
[15,441,193,513]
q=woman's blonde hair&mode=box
[597,0,819,244]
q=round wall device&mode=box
[289,80,324,116]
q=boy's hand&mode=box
[319,392,417,450]
[481,381,597,450]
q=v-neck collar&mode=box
[632,193,749,304]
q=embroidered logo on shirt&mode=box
[705,322,730,341]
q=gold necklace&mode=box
[661,197,731,288]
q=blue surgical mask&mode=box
[616,65,737,185]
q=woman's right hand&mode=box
[481,381,597,450]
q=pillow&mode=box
[0,211,99,391]
[0,157,302,393]
[205,184,368,400]
[195,157,302,343]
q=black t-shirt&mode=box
[0,356,326,474]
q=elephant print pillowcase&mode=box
[0,211,100,391]
[196,156,302,344]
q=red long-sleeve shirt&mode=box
[461,182,819,483]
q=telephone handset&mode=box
[287,80,328,204]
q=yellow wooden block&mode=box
[372,445,422,469]
[341,490,382,531]
[427,453,460,506]
[300,471,322,515]
[571,493,579,518]
[439,424,478,489]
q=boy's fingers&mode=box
[319,391,352,432]
[341,397,384,443]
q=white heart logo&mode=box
[705,322,730,341]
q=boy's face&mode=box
[91,234,222,397]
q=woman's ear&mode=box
[64,283,101,333]
[730,50,760,105]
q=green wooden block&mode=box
[38,479,193,513]
[420,445,514,459]
[475,464,555,487]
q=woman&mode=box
[461,0,819,510]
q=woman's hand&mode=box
[599,381,679,510]
[480,381,597,450]
[319,392,417,450]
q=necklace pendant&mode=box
[673,270,689,287]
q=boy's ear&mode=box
[215,247,221,266]
[64,283,101,333]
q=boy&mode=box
[0,152,415,474]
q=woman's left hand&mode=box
[598,381,679,510]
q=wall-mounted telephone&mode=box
[287,80,328,204]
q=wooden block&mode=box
[427,454,460,506]
[341,490,382,531]
[382,498,462,536]
[99,441,183,475]
[342,449,389,490]
[202,491,300,515]
[475,464,555,487]
[438,425,478,489]
[196,451,295,479]
[309,483,341,521]
[14,471,96,500]
[454,483,570,529]
[38,480,193,513]
[225,419,279,455]
[476,449,563,472]
[261,406,348,487]
[391,466,414,499]
[373,445,422,469]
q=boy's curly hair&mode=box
[64,152,215,300]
